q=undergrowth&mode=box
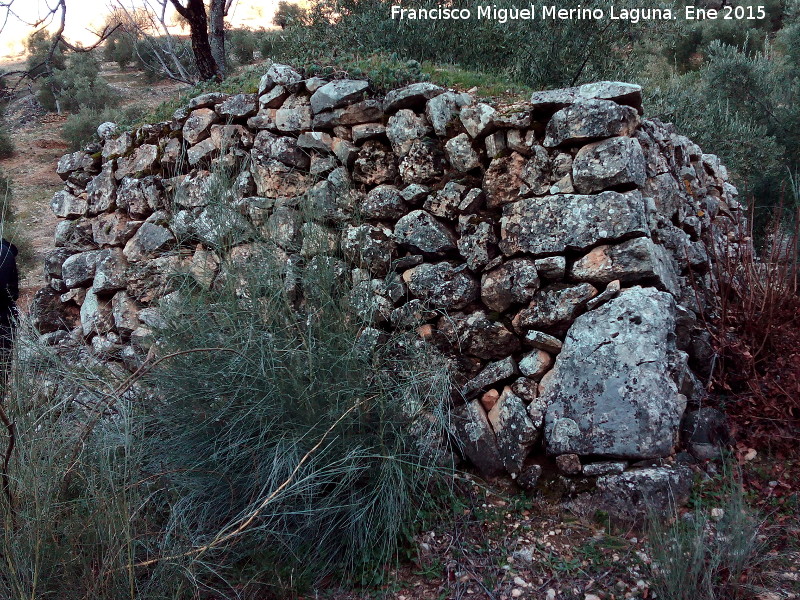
[0,163,457,597]
[697,199,800,453]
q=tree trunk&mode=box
[169,0,221,81]
[209,0,226,79]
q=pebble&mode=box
[513,576,527,586]
[511,589,522,598]
[546,589,557,600]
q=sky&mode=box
[0,0,281,59]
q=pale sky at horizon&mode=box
[0,0,280,59]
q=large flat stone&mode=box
[542,286,687,459]
[499,191,648,257]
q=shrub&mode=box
[647,468,768,600]
[38,51,118,113]
[133,36,198,82]
[0,124,13,158]
[226,28,258,65]
[0,163,456,597]
[103,31,138,69]
[62,104,145,151]
[25,29,66,78]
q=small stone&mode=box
[556,453,581,475]
[405,262,478,310]
[517,464,543,490]
[582,461,627,476]
[446,133,480,172]
[481,389,500,411]
[395,210,456,254]
[462,356,518,397]
[524,330,563,353]
[519,350,553,380]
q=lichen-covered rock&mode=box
[543,99,639,148]
[400,139,445,185]
[265,206,303,251]
[500,191,648,257]
[446,133,481,172]
[313,99,384,128]
[488,388,538,474]
[572,136,646,194]
[341,224,396,276]
[111,291,139,335]
[194,205,254,248]
[275,98,313,132]
[519,349,553,380]
[258,63,302,95]
[569,237,680,294]
[80,288,114,337]
[123,223,175,261]
[481,258,540,312]
[353,141,398,185]
[426,91,471,137]
[543,287,687,459]
[404,262,478,310]
[462,356,518,397]
[460,103,496,138]
[62,249,105,288]
[513,283,598,335]
[524,330,563,353]
[102,132,133,159]
[452,400,505,477]
[183,109,220,145]
[438,311,520,360]
[85,163,117,215]
[217,93,258,119]
[387,109,431,157]
[594,465,692,521]
[92,248,128,294]
[56,151,96,180]
[457,215,497,272]
[310,79,369,113]
[384,82,444,113]
[530,81,643,113]
[424,182,465,220]
[51,190,88,219]
[361,184,408,220]
[117,177,162,220]
[251,158,312,197]
[394,210,456,254]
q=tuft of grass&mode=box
[0,158,457,598]
[647,466,768,600]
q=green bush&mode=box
[0,124,13,158]
[62,104,145,151]
[275,0,661,90]
[134,36,198,82]
[0,163,456,597]
[226,28,258,65]
[38,51,118,113]
[103,31,138,69]
[25,29,66,78]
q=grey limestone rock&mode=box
[543,287,687,459]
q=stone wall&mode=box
[32,64,742,494]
